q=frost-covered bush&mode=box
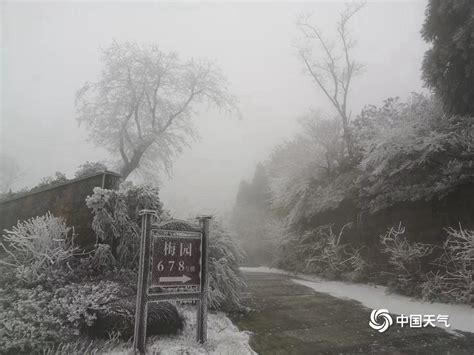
[304,224,351,276]
[0,213,128,352]
[0,207,187,352]
[75,161,107,178]
[86,182,163,269]
[380,223,435,297]
[275,224,366,280]
[0,212,137,352]
[267,94,473,229]
[88,184,246,311]
[32,171,69,191]
[354,93,474,212]
[422,226,473,304]
[380,224,473,304]
[0,212,77,282]
[265,124,357,228]
[208,221,246,311]
[0,279,123,353]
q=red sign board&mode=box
[151,229,202,291]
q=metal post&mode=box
[196,216,211,343]
[133,210,153,354]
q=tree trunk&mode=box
[119,142,153,180]
[340,115,354,159]
[119,153,142,180]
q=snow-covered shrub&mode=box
[0,213,132,352]
[0,208,185,352]
[380,223,435,297]
[354,93,474,212]
[304,224,351,276]
[87,185,245,310]
[422,226,473,304]
[265,120,357,228]
[343,246,369,282]
[275,224,366,280]
[267,94,473,231]
[208,221,246,311]
[0,280,123,353]
[86,182,163,269]
[32,171,69,191]
[75,161,107,178]
[88,243,118,271]
[0,212,77,282]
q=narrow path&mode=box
[229,271,474,354]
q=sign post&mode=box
[133,210,211,354]
[196,216,211,343]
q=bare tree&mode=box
[296,2,365,159]
[76,41,238,180]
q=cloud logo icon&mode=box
[369,309,393,333]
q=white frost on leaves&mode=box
[106,307,255,355]
[241,266,474,334]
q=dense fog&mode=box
[1,1,428,217]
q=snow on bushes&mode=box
[0,212,77,281]
[87,183,246,311]
[0,213,125,352]
[208,221,245,311]
[379,223,435,297]
[86,182,164,269]
[380,224,473,304]
[274,221,472,305]
[0,183,245,352]
[0,210,184,353]
[275,224,367,282]
[354,93,474,212]
[421,227,473,304]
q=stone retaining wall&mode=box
[0,171,121,248]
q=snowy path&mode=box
[241,266,474,334]
[230,269,474,354]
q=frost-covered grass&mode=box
[241,267,474,334]
[104,306,255,355]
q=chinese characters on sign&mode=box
[151,230,202,290]
[133,212,211,355]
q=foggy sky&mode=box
[1,1,428,219]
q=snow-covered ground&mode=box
[241,266,474,334]
[107,307,255,355]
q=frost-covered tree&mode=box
[421,0,474,116]
[266,137,319,220]
[299,113,345,177]
[76,41,237,180]
[354,93,474,211]
[265,111,350,227]
[75,161,107,178]
[296,2,365,159]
